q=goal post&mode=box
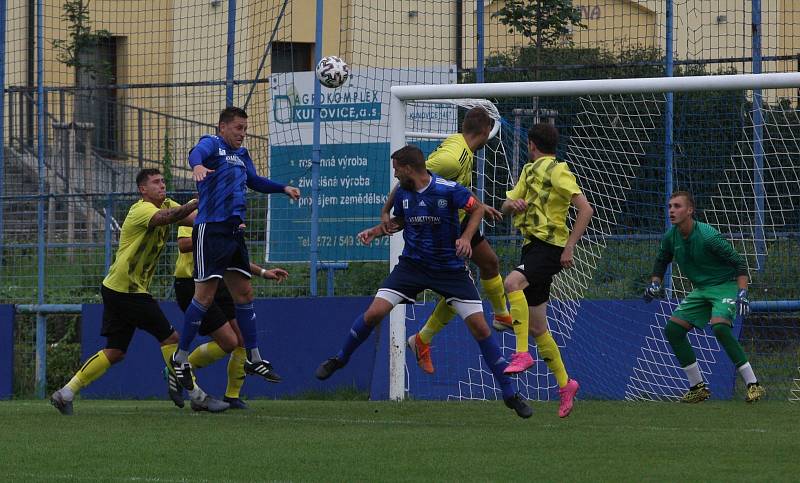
[387,72,800,402]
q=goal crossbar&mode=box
[392,72,800,100]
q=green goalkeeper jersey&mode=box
[652,220,748,288]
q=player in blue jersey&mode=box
[314,145,532,418]
[171,106,300,391]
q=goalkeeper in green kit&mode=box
[644,191,766,403]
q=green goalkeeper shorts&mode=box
[671,281,738,328]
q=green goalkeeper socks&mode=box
[664,320,696,367]
[711,322,748,367]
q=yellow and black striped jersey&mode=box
[506,155,582,247]
[102,198,178,294]
[425,134,473,189]
[173,225,194,279]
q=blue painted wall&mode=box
[372,300,739,401]
[80,297,378,399]
[0,305,14,399]
[0,298,736,401]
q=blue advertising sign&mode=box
[268,142,391,261]
[267,67,457,262]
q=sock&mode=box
[508,290,530,353]
[188,385,206,402]
[235,303,258,350]
[481,274,508,317]
[225,347,247,399]
[737,362,758,385]
[160,343,178,369]
[188,341,228,369]
[419,299,455,344]
[174,349,190,363]
[247,347,262,363]
[664,321,697,367]
[476,335,514,400]
[179,299,208,354]
[683,362,704,387]
[64,350,112,399]
[336,314,374,363]
[535,331,569,388]
[711,323,748,367]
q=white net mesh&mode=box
[398,88,800,402]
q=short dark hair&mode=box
[219,106,248,124]
[391,144,425,170]
[136,168,161,187]
[528,123,559,154]
[670,190,695,208]
[462,106,493,135]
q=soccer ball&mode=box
[315,56,350,89]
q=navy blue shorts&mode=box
[192,219,251,281]
[377,257,483,319]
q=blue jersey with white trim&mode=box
[189,135,286,224]
[393,173,474,270]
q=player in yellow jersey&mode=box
[48,169,230,414]
[500,123,593,416]
[381,107,518,374]
[166,225,288,409]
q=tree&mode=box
[51,0,112,80]
[492,0,585,49]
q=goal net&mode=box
[388,73,800,402]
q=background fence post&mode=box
[35,0,46,399]
[0,0,7,273]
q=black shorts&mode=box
[193,218,251,281]
[174,278,235,336]
[460,215,486,248]
[513,237,564,306]
[100,285,175,352]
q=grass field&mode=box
[1,399,798,482]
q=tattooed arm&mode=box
[148,199,198,228]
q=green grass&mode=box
[1,400,798,482]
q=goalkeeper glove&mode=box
[643,281,661,303]
[736,289,750,317]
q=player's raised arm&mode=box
[149,199,198,228]
[188,137,217,182]
[244,157,294,196]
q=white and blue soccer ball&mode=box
[315,56,350,89]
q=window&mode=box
[271,42,314,73]
[75,36,120,157]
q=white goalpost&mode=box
[387,72,800,402]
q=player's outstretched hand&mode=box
[484,205,503,222]
[284,186,301,200]
[379,212,394,235]
[455,237,472,258]
[358,227,378,245]
[643,281,661,303]
[193,165,214,182]
[263,268,289,283]
[507,199,528,213]
[560,245,575,269]
[736,289,750,317]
